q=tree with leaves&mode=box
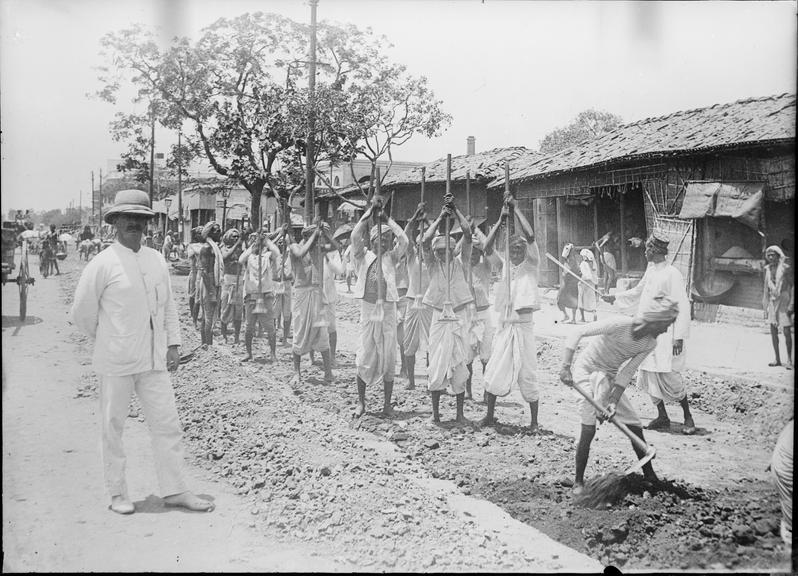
[95,12,450,223]
[539,109,623,154]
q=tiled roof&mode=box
[489,93,796,188]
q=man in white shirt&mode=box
[71,189,213,515]
[602,233,696,435]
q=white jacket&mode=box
[71,242,181,376]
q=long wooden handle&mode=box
[445,154,453,303]
[569,382,650,454]
[375,166,384,303]
[418,167,425,288]
[545,252,603,296]
[504,162,512,314]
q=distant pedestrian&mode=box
[578,248,597,322]
[763,245,794,370]
[557,242,579,324]
[71,189,214,515]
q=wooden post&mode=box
[619,189,627,273]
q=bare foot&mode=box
[354,403,366,418]
[109,495,135,515]
[288,374,302,394]
[455,415,476,429]
[427,416,441,427]
[163,491,215,512]
[405,382,416,390]
[324,371,334,385]
[478,415,496,428]
[382,405,396,418]
[572,482,584,496]
[241,354,253,363]
[682,415,696,435]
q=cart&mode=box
[2,221,35,321]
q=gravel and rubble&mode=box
[59,264,793,572]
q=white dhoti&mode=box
[291,285,330,356]
[483,312,538,402]
[99,370,188,499]
[402,301,432,356]
[637,326,688,403]
[356,300,397,385]
[771,420,793,544]
[427,308,469,394]
[467,306,495,364]
[573,370,641,428]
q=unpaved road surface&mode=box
[3,249,793,572]
[2,251,598,572]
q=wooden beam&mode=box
[619,189,627,273]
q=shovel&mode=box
[570,382,657,473]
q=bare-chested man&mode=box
[288,220,333,386]
[220,229,245,344]
[197,221,224,346]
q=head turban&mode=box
[222,229,240,245]
[302,224,317,237]
[635,294,679,324]
[562,243,574,259]
[370,224,393,243]
[201,221,218,240]
[765,245,786,259]
[431,234,455,251]
[580,248,595,262]
[509,234,527,248]
[647,233,669,254]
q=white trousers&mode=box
[99,370,187,499]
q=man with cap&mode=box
[350,196,408,417]
[287,218,333,386]
[197,221,224,346]
[480,195,542,432]
[321,227,345,365]
[239,227,284,362]
[219,228,245,344]
[602,232,696,434]
[272,231,294,345]
[400,203,432,391]
[71,189,214,514]
[186,226,205,327]
[559,293,679,493]
[421,193,474,426]
[460,223,501,400]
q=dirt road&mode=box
[2,251,601,572]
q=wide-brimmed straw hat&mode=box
[104,189,155,223]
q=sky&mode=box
[1,0,796,212]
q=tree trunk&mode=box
[248,182,265,231]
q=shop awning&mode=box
[678,181,765,230]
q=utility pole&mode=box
[304,0,318,224]
[149,105,156,208]
[79,189,82,227]
[99,169,104,237]
[91,171,95,229]
[177,128,184,244]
